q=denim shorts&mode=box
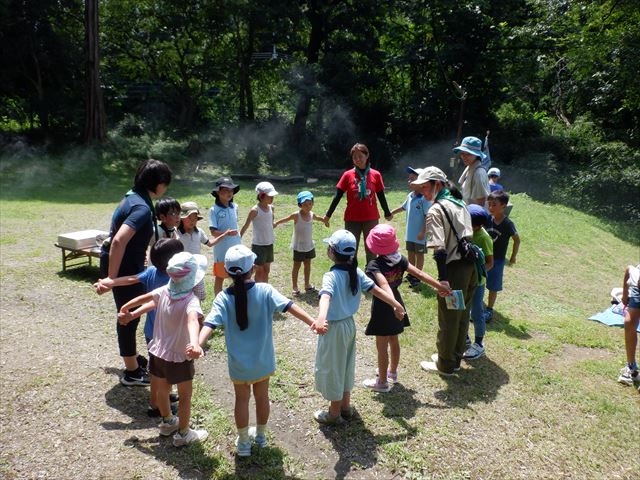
[486,258,506,292]
[406,241,426,253]
[628,285,640,309]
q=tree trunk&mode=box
[83,0,106,143]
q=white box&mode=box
[57,230,108,250]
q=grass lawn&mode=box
[1,156,638,479]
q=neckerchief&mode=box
[435,188,465,208]
[355,166,370,200]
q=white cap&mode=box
[255,181,278,196]
[487,167,501,177]
[224,245,257,275]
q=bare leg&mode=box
[415,252,425,271]
[623,307,640,365]
[303,259,312,289]
[487,290,498,309]
[176,380,193,432]
[123,355,138,371]
[388,335,400,374]
[155,375,172,418]
[252,378,270,426]
[214,276,224,296]
[375,336,390,383]
[291,261,302,291]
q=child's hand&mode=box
[311,319,328,335]
[117,310,133,326]
[93,278,111,295]
[227,229,239,237]
[393,304,405,320]
[186,343,203,359]
[436,281,452,297]
[322,215,330,228]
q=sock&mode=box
[628,361,638,371]
[256,424,267,436]
[475,337,484,347]
[238,426,250,443]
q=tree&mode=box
[83,0,106,143]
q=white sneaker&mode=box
[248,426,267,448]
[172,428,208,447]
[618,366,640,386]
[430,353,460,371]
[420,360,456,376]
[158,416,179,436]
[362,378,391,393]
[463,343,485,360]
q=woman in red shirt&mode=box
[323,143,393,263]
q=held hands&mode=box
[435,280,452,297]
[393,303,406,321]
[185,343,203,359]
[311,318,329,335]
[117,309,134,326]
[93,278,112,295]
[322,215,330,228]
[385,213,394,221]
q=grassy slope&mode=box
[1,160,639,479]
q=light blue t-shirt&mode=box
[318,265,374,321]
[137,267,170,340]
[208,201,241,262]
[204,282,292,381]
[401,192,431,244]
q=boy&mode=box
[156,198,181,239]
[487,168,504,192]
[391,166,431,287]
[274,190,329,295]
[484,190,520,322]
[464,205,494,360]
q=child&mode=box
[209,176,242,296]
[94,238,184,413]
[463,205,494,360]
[178,201,230,302]
[274,190,329,295]
[240,181,278,283]
[362,224,451,392]
[313,230,406,424]
[484,190,520,322]
[618,263,640,389]
[194,245,325,456]
[118,252,209,447]
[390,167,432,287]
[156,198,181,240]
[487,167,504,193]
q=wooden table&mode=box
[54,244,102,271]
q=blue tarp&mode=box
[589,303,640,332]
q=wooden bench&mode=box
[54,244,102,271]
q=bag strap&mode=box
[435,200,462,242]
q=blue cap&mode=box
[323,229,357,256]
[296,190,314,204]
[467,204,490,227]
[406,166,424,176]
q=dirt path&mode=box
[0,207,393,479]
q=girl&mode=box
[313,230,405,425]
[118,252,208,447]
[209,176,242,295]
[240,181,278,283]
[362,224,451,392]
[195,245,325,457]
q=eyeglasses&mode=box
[167,211,180,217]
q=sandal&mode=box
[313,409,344,425]
[292,289,301,296]
[305,285,317,293]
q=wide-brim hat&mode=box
[180,201,203,220]
[224,244,257,275]
[167,252,208,300]
[323,229,357,256]
[410,166,448,185]
[366,224,400,256]
[211,176,240,195]
[453,136,486,160]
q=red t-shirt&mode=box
[336,168,385,222]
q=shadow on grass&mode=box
[222,447,303,480]
[486,311,531,340]
[101,378,153,431]
[56,265,101,283]
[432,356,510,408]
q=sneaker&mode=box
[363,378,391,393]
[463,342,485,360]
[484,308,493,323]
[158,416,179,436]
[173,428,208,447]
[235,437,252,456]
[313,409,345,425]
[618,366,640,386]
[430,353,460,371]
[421,359,456,376]
[248,426,267,448]
[340,406,355,420]
[136,354,148,371]
[120,368,150,387]
[375,368,398,383]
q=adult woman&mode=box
[323,143,392,263]
[455,136,490,207]
[411,167,477,375]
[100,159,173,386]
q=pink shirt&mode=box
[336,168,385,222]
[148,286,202,362]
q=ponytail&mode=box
[333,249,359,296]
[231,270,249,330]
